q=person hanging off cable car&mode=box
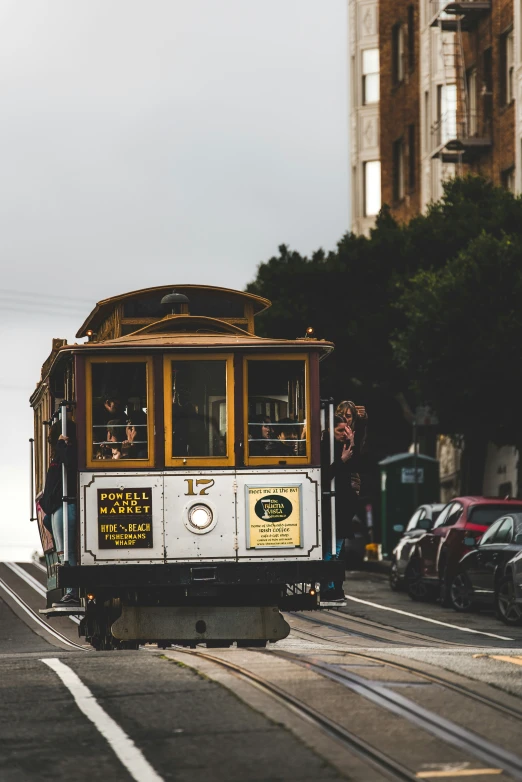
[40,419,79,606]
[321,402,368,601]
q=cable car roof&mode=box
[76,284,271,339]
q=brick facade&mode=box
[375,0,515,225]
[379,0,421,221]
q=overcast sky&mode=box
[0,0,348,559]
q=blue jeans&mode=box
[51,504,77,595]
[323,537,344,591]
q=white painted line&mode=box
[42,658,164,782]
[4,562,80,626]
[32,560,47,574]
[417,769,501,778]
[6,562,46,595]
[0,578,83,649]
[344,595,514,642]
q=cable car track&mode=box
[0,576,87,651]
[295,644,522,723]
[269,648,522,781]
[288,609,463,647]
[171,646,418,782]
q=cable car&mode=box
[30,285,343,649]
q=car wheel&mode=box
[389,560,402,591]
[406,559,428,601]
[495,575,522,626]
[449,571,474,612]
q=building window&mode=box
[364,161,381,216]
[501,166,515,193]
[408,124,416,191]
[424,91,430,152]
[483,47,493,127]
[466,68,477,135]
[393,139,405,202]
[362,49,380,104]
[500,29,514,105]
[392,24,404,84]
[351,56,356,108]
[437,83,457,145]
[407,6,415,71]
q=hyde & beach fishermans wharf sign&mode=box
[97,489,153,549]
[246,485,302,547]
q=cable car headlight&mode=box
[188,504,213,530]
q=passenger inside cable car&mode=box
[170,360,226,457]
[90,361,149,461]
[246,359,307,460]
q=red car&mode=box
[405,496,522,604]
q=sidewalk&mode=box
[358,559,391,576]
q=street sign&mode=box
[401,467,424,484]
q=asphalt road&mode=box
[2,562,522,782]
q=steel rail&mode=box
[3,562,81,626]
[289,610,462,647]
[0,577,86,651]
[288,611,406,645]
[311,646,522,723]
[172,646,417,782]
[322,608,466,647]
[271,650,522,781]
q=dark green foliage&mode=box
[246,176,522,486]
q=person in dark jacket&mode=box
[41,420,79,606]
[320,415,359,601]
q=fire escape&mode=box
[430,0,492,166]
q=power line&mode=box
[0,288,93,305]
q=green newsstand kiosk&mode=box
[379,453,440,558]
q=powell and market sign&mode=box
[97,488,153,549]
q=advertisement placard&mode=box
[246,485,302,548]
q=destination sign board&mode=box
[97,488,153,549]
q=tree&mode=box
[393,232,522,491]
[246,175,522,492]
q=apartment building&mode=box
[350,0,521,229]
[350,0,381,235]
[350,0,521,496]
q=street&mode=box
[3,562,522,782]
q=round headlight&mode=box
[188,504,213,530]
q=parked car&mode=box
[389,503,444,591]
[448,514,522,625]
[496,540,522,625]
[405,496,522,603]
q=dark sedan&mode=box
[449,513,522,624]
[389,503,444,591]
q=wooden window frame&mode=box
[163,353,235,468]
[85,355,155,469]
[244,353,311,467]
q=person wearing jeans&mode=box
[41,419,79,606]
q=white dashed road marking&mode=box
[42,658,164,782]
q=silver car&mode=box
[389,503,445,591]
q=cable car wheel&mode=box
[86,598,137,651]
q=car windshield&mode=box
[431,509,442,523]
[469,505,522,526]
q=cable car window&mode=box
[246,357,308,463]
[87,358,154,467]
[163,355,234,466]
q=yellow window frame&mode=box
[244,353,311,466]
[163,354,235,467]
[85,356,155,469]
